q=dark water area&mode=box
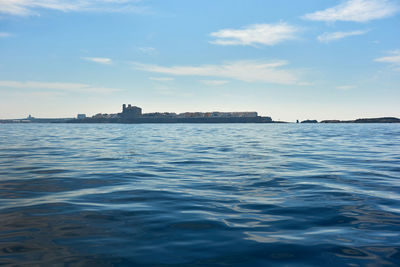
[0,123,399,266]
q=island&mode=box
[301,120,318,123]
[320,117,400,123]
[70,104,273,123]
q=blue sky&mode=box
[0,0,399,121]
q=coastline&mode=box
[1,104,399,124]
[1,117,400,124]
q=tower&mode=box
[121,104,142,118]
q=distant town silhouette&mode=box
[1,104,399,123]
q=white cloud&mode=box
[0,32,11,38]
[210,23,299,46]
[375,50,400,66]
[0,0,146,16]
[317,30,368,43]
[83,57,112,65]
[303,0,399,22]
[134,60,304,85]
[0,80,121,93]
[149,77,174,82]
[200,80,229,86]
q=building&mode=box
[77,114,86,119]
[121,104,142,118]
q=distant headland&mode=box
[0,104,399,123]
[0,104,273,124]
[300,118,400,123]
[319,118,400,123]
[72,104,273,124]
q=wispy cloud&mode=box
[0,0,147,16]
[83,57,112,65]
[200,80,230,86]
[0,80,121,93]
[210,23,299,46]
[149,77,174,82]
[0,32,11,38]
[134,60,304,85]
[138,47,157,55]
[317,30,369,43]
[375,50,400,70]
[303,0,399,22]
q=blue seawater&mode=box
[0,123,399,266]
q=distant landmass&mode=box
[301,120,318,123]
[0,104,273,124]
[320,117,400,123]
[1,105,399,123]
[71,104,273,124]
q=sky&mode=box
[0,0,399,121]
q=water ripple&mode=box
[0,123,399,266]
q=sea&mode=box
[0,123,399,266]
